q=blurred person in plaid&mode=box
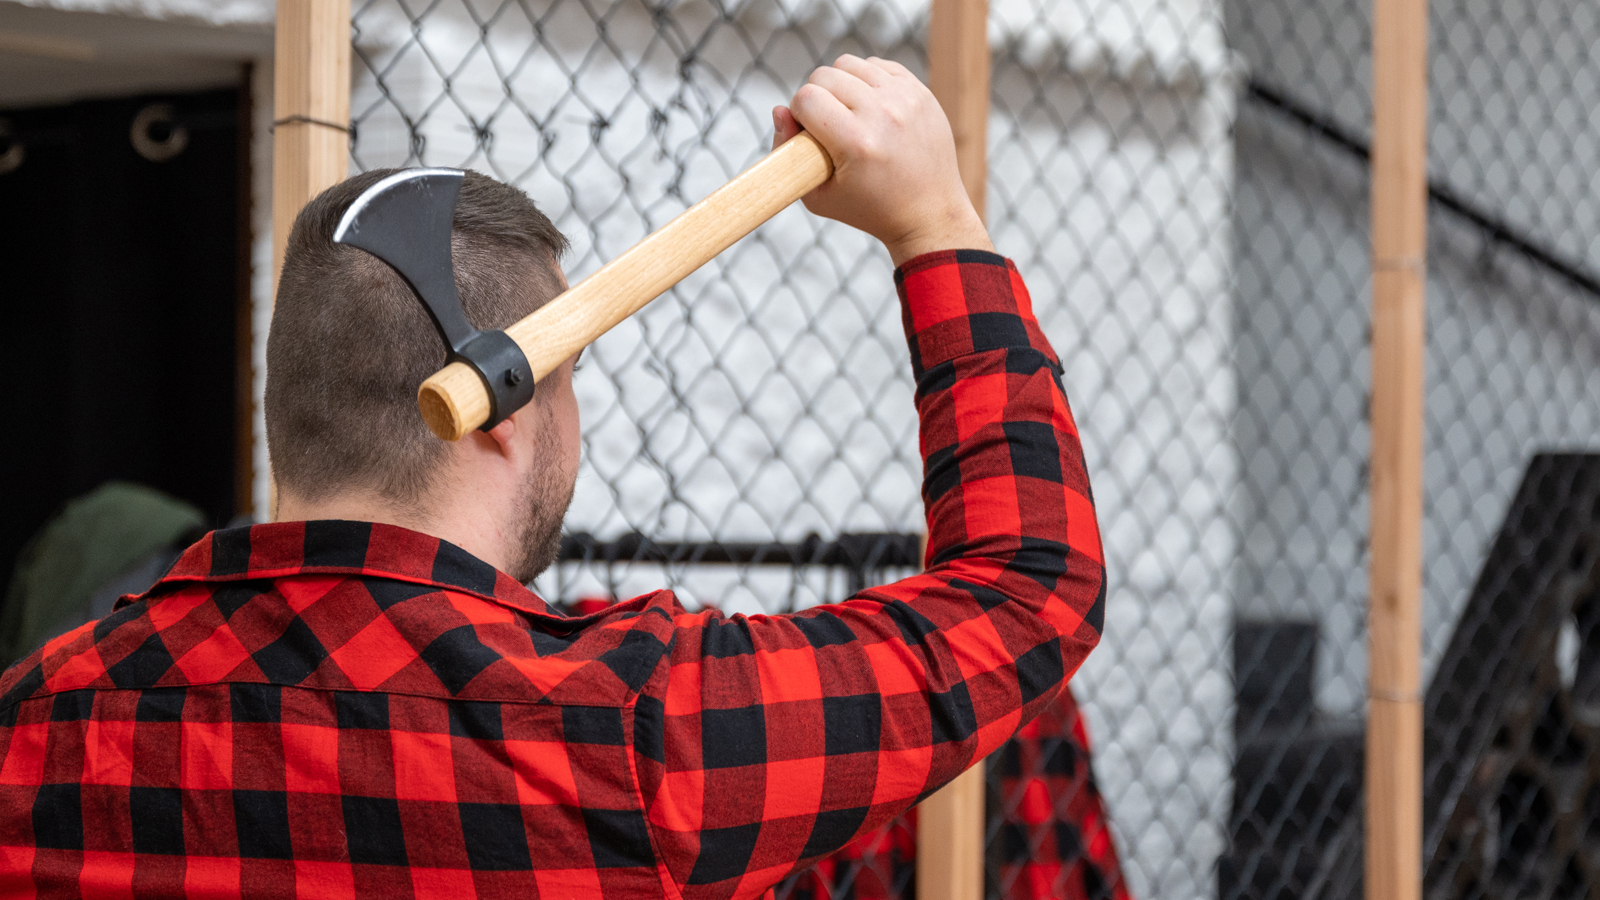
[0,56,1105,899]
[782,686,1129,900]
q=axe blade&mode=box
[333,168,476,352]
[332,167,536,429]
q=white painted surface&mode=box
[4,0,271,27]
[0,0,268,107]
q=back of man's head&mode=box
[266,169,568,509]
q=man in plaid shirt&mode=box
[0,56,1104,898]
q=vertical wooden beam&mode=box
[917,764,985,900]
[1366,0,1429,896]
[269,0,351,518]
[927,0,989,220]
[920,1,989,898]
[272,0,351,278]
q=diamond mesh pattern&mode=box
[343,0,1600,895]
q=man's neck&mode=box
[274,488,518,576]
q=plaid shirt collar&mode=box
[131,519,564,620]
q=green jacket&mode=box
[1,482,205,667]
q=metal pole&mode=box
[1366,0,1429,894]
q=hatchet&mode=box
[334,132,833,441]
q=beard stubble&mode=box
[506,405,577,584]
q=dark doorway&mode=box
[0,86,246,594]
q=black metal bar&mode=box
[559,531,922,596]
[1245,78,1600,302]
[1246,80,1371,162]
[558,531,922,569]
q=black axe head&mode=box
[333,168,536,429]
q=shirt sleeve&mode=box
[631,249,1106,899]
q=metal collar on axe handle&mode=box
[333,168,537,431]
[407,132,834,441]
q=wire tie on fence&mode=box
[1372,255,1424,275]
[270,115,350,134]
[1368,688,1421,704]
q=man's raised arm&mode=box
[633,56,1105,898]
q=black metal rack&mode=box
[558,531,923,595]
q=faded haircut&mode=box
[265,168,569,507]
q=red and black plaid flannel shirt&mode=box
[0,249,1105,899]
[783,685,1129,900]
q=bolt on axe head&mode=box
[333,167,536,431]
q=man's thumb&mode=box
[771,106,800,151]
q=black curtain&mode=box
[0,87,243,595]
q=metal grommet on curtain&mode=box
[130,103,188,163]
[0,119,23,175]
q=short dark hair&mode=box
[266,169,569,507]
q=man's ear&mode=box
[483,416,518,456]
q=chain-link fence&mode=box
[1227,0,1600,896]
[342,0,1600,894]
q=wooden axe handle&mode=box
[418,132,835,440]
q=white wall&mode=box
[3,0,270,24]
[0,0,269,107]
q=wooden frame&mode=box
[918,0,991,896]
[268,0,352,518]
[1366,0,1430,897]
[928,0,990,220]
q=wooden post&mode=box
[1366,0,1429,896]
[927,0,989,219]
[272,0,350,277]
[268,0,351,517]
[919,0,989,898]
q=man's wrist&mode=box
[883,205,994,267]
